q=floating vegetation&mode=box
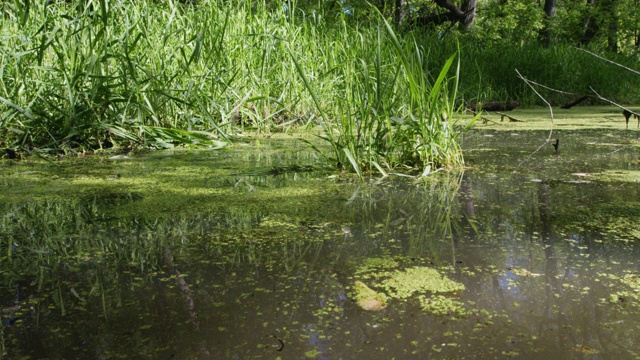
[352,281,387,311]
[508,267,542,278]
[381,266,465,299]
[603,272,640,309]
[418,295,470,317]
[3,126,640,358]
[351,257,465,314]
[592,170,640,183]
[353,257,401,280]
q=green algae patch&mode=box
[381,266,465,299]
[353,281,387,311]
[0,148,350,223]
[603,272,640,309]
[351,257,466,315]
[564,201,640,242]
[418,295,470,317]
[353,257,400,280]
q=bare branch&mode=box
[519,79,578,96]
[515,69,554,123]
[515,69,555,167]
[575,47,640,76]
[589,87,640,117]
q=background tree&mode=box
[540,0,557,47]
[460,0,477,30]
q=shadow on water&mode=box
[0,131,640,359]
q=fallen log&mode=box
[469,100,520,112]
[560,95,589,109]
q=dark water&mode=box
[1,129,639,359]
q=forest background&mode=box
[1,0,639,160]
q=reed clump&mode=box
[1,0,473,175]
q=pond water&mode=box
[1,126,640,359]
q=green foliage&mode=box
[473,0,545,45]
[2,0,639,161]
[294,13,472,176]
[0,0,235,152]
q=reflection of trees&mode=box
[455,173,640,358]
[458,176,477,241]
[536,182,569,355]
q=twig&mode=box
[515,69,554,167]
[575,47,640,76]
[515,69,554,123]
[518,79,577,95]
[605,146,630,155]
[589,87,640,118]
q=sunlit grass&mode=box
[0,0,472,175]
[3,0,636,175]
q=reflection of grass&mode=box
[346,173,464,260]
[0,149,360,337]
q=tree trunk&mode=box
[604,1,619,52]
[460,0,477,30]
[580,0,598,46]
[395,0,405,27]
[540,0,556,47]
[433,0,465,18]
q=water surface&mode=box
[1,128,639,359]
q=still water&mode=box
[1,129,639,359]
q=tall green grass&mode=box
[2,0,638,173]
[293,14,474,176]
[422,37,640,106]
[0,0,471,175]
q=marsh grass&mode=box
[0,0,472,174]
[449,41,640,106]
[294,13,476,176]
[2,0,637,173]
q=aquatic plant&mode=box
[294,11,475,177]
[380,266,465,299]
[418,294,470,317]
[351,256,465,314]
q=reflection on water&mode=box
[1,132,639,359]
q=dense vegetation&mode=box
[1,0,639,173]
